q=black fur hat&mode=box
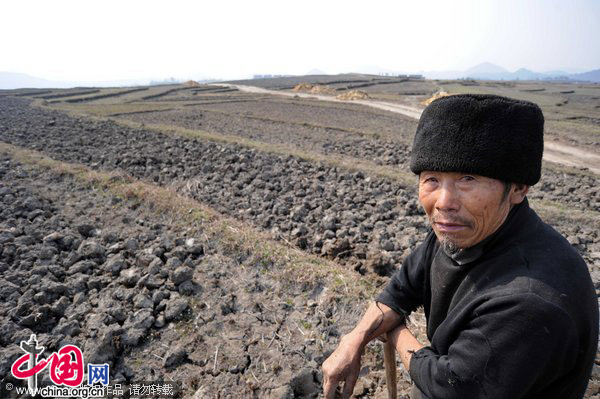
[410,94,544,185]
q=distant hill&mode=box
[348,62,599,83]
[0,72,148,89]
[513,68,543,80]
[544,69,569,76]
[568,69,600,82]
[0,72,73,89]
[3,66,599,90]
[465,62,509,76]
[306,69,326,75]
[0,72,216,90]
[457,62,599,82]
[463,63,547,80]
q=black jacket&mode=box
[376,199,598,398]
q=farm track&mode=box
[218,84,425,120]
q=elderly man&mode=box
[322,94,598,399]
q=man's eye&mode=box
[461,175,475,181]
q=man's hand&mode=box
[322,333,364,399]
[322,302,406,398]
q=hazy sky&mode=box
[1,0,599,82]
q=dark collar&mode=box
[446,198,530,265]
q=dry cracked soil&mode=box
[0,83,599,399]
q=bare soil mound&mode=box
[336,90,370,100]
[293,83,338,95]
[309,85,337,95]
[420,91,452,106]
[292,83,314,92]
[183,80,201,87]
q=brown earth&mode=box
[336,90,370,101]
[184,80,201,87]
[0,76,598,398]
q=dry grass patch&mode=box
[529,198,600,229]
[542,159,599,179]
[545,120,600,146]
[44,101,179,117]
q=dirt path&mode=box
[220,84,600,176]
[217,83,424,120]
[544,141,600,174]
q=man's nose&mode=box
[435,184,460,211]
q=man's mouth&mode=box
[431,215,472,233]
[434,222,468,232]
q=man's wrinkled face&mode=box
[418,171,513,254]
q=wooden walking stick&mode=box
[383,334,398,399]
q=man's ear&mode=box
[509,184,529,205]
